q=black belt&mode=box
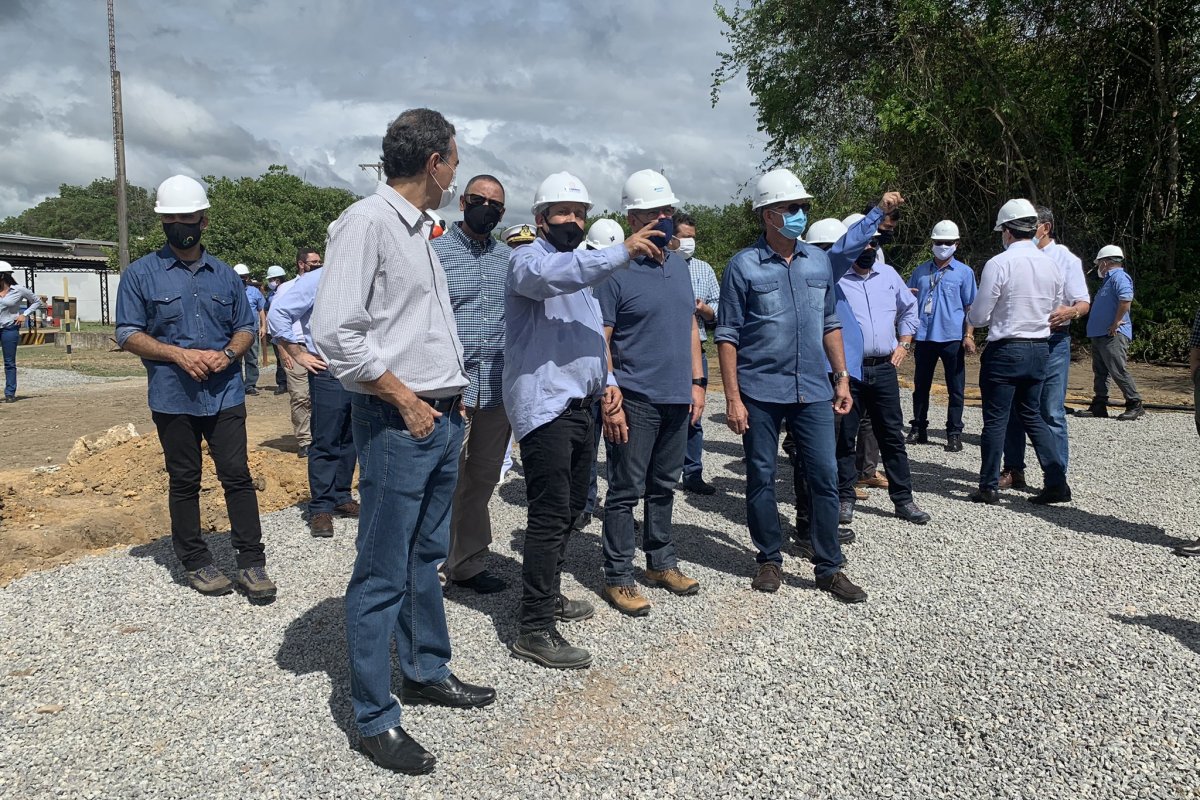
[861,355,893,366]
[992,337,1050,345]
[565,396,597,411]
[419,394,461,413]
[1050,326,1071,334]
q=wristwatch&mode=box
[223,348,237,361]
[832,370,851,381]
[692,377,708,388]
[900,341,913,351]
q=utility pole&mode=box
[358,163,384,181]
[108,0,130,269]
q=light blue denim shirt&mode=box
[715,235,842,405]
[503,237,630,442]
[267,267,322,355]
[907,258,977,342]
[1087,267,1135,340]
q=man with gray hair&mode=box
[312,108,494,776]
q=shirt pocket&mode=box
[805,278,828,311]
[210,293,235,327]
[748,281,784,317]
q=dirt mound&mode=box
[0,431,310,586]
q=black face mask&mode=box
[463,203,503,236]
[163,220,204,250]
[876,229,895,246]
[855,248,877,270]
[543,221,585,252]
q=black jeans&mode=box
[151,403,265,570]
[911,340,966,434]
[836,361,914,505]
[518,403,595,634]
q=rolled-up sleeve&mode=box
[822,278,841,334]
[311,212,388,385]
[714,259,747,345]
[895,274,919,336]
[1117,273,1134,301]
[114,269,146,347]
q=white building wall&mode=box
[26,271,120,322]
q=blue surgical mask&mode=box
[775,208,807,240]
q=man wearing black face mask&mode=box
[115,175,275,602]
[431,175,512,594]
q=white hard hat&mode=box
[531,172,592,218]
[585,218,625,250]
[621,169,680,212]
[0,260,13,273]
[805,218,848,246]
[502,224,538,245]
[931,220,960,240]
[993,198,1037,231]
[266,265,286,279]
[752,168,813,210]
[1095,244,1124,262]
[233,263,250,276]
[154,175,210,214]
[840,213,867,229]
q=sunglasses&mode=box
[771,203,811,215]
[464,194,505,213]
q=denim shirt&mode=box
[1086,267,1134,340]
[715,235,842,405]
[116,245,255,415]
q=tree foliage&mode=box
[713,0,1200,357]
[0,178,156,242]
[588,203,761,278]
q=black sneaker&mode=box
[944,434,962,452]
[450,570,507,594]
[895,501,931,525]
[236,566,277,601]
[554,594,595,623]
[1116,401,1145,421]
[570,512,592,531]
[838,500,855,525]
[1029,483,1072,505]
[244,386,259,396]
[186,564,233,596]
[510,629,592,670]
[970,488,1000,505]
[816,572,867,603]
[906,426,929,444]
[678,477,717,496]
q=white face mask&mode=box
[932,243,956,262]
[675,237,696,259]
[432,158,457,210]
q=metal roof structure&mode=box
[0,234,117,323]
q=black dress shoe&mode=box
[450,570,507,594]
[679,477,717,495]
[970,488,1000,505]
[360,726,436,775]
[570,512,592,531]
[906,426,929,444]
[1029,483,1072,505]
[944,434,962,452]
[400,673,496,708]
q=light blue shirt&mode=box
[0,284,42,328]
[268,268,322,355]
[244,284,266,316]
[907,258,977,342]
[1087,267,1134,340]
[839,262,919,358]
[503,237,631,442]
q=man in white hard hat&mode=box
[232,264,267,395]
[715,167,867,603]
[504,171,665,668]
[114,175,275,601]
[268,257,359,539]
[263,264,289,394]
[596,169,706,617]
[1000,205,1091,486]
[671,211,721,497]
[431,174,512,595]
[1074,245,1144,421]
[1172,306,1200,557]
[967,198,1070,504]
[906,219,978,452]
[0,261,42,402]
[839,211,886,492]
[310,109,495,776]
[273,249,321,454]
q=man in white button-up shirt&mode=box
[967,198,1070,506]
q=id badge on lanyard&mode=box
[924,268,945,316]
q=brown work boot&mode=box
[858,472,889,489]
[335,500,360,517]
[309,512,334,538]
[751,562,782,593]
[603,585,651,617]
[998,468,1026,490]
[644,567,700,596]
[854,487,869,500]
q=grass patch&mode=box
[17,345,145,378]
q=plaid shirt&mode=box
[687,256,720,342]
[1191,307,1200,349]
[432,223,511,408]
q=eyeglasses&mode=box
[771,203,810,215]
[464,194,505,213]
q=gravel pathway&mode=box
[2,397,1198,799]
[10,367,133,393]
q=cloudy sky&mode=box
[0,0,771,222]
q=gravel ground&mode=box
[10,367,131,393]
[2,396,1198,799]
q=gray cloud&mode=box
[0,0,768,220]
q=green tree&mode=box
[0,178,156,242]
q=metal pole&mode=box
[108,0,130,269]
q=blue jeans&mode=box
[682,353,709,481]
[345,394,463,737]
[307,369,355,515]
[1003,331,1070,472]
[743,395,844,579]
[978,340,1067,492]
[911,339,966,434]
[1,325,18,398]
[602,394,689,585]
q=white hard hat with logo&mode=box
[266,265,287,279]
[0,260,13,273]
[154,175,210,214]
[993,199,1038,231]
[805,218,848,246]
[1094,245,1124,262]
[931,220,960,240]
[621,169,680,212]
[233,263,250,276]
[752,168,813,210]
[584,218,625,250]
[531,172,592,218]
